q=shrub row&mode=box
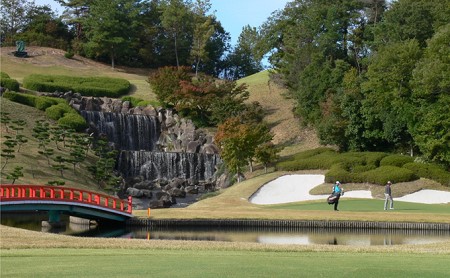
[279,148,448,186]
[23,74,130,97]
[325,164,418,184]
[403,162,450,186]
[0,71,20,91]
[2,91,87,131]
[380,154,414,167]
[121,96,159,108]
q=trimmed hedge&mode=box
[58,112,87,131]
[0,72,20,91]
[1,72,10,79]
[380,154,414,167]
[3,91,86,131]
[2,91,64,110]
[45,103,73,120]
[326,165,419,185]
[23,74,130,97]
[403,162,450,186]
[121,96,159,108]
[361,166,418,184]
[282,148,447,186]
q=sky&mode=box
[34,0,290,46]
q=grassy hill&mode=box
[1,47,315,188]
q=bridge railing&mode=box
[0,185,132,214]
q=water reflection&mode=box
[133,226,450,246]
[2,212,449,246]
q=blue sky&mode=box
[35,0,290,46]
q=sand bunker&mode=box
[249,174,450,205]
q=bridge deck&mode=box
[0,185,133,222]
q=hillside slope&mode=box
[240,71,320,155]
[1,47,320,186]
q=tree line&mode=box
[0,0,263,79]
[255,0,449,167]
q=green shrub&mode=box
[362,166,418,185]
[380,155,414,167]
[148,66,192,106]
[1,72,20,91]
[23,74,130,97]
[35,97,60,111]
[3,91,37,106]
[45,103,73,120]
[1,78,20,91]
[57,112,87,132]
[1,72,11,79]
[403,162,450,186]
[325,164,354,184]
[64,51,74,59]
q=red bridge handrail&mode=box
[0,184,132,214]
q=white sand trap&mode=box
[249,174,372,205]
[249,174,449,205]
[396,190,450,204]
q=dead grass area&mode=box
[241,71,321,154]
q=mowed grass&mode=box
[268,199,450,214]
[2,248,449,278]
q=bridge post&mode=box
[42,210,65,229]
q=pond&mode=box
[2,212,449,246]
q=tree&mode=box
[6,166,24,185]
[410,24,450,166]
[0,0,34,45]
[160,0,193,67]
[83,0,140,68]
[361,39,422,152]
[225,25,263,80]
[215,118,273,180]
[190,0,214,76]
[57,0,90,41]
[174,74,249,126]
[148,66,192,107]
[255,142,280,173]
[1,136,17,171]
[18,5,73,49]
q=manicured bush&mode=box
[361,166,418,185]
[3,91,86,130]
[325,164,354,184]
[57,112,87,131]
[45,103,73,120]
[403,162,450,186]
[23,74,130,97]
[121,96,160,108]
[1,72,10,79]
[380,154,414,167]
[1,72,20,91]
[35,97,60,111]
[3,91,37,107]
[1,78,20,91]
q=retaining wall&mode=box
[127,218,450,231]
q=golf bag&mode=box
[327,193,338,204]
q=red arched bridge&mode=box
[0,184,133,224]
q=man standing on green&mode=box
[384,181,394,210]
[332,181,343,211]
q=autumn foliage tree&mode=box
[174,74,250,126]
[215,117,274,181]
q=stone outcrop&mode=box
[42,92,224,209]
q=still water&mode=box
[2,212,449,246]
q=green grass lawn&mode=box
[268,199,450,214]
[1,248,449,278]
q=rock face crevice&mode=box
[50,93,224,209]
